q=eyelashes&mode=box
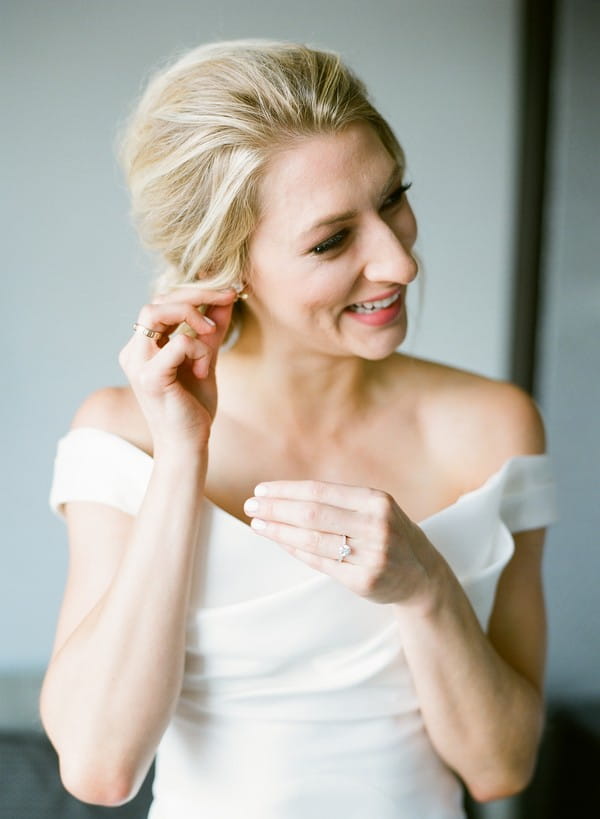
[382,181,412,209]
[310,182,412,256]
[312,229,350,255]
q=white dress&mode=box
[50,427,558,819]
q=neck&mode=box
[218,315,383,440]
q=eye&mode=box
[311,229,349,255]
[382,181,412,209]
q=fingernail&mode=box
[202,315,216,327]
[244,498,259,513]
[251,518,266,530]
[254,484,268,496]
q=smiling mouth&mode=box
[347,290,402,314]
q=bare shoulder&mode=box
[395,355,546,493]
[70,386,152,456]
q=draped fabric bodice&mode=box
[50,427,557,818]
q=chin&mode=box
[349,335,406,362]
[352,321,408,360]
[359,345,402,362]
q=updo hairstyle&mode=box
[119,39,404,301]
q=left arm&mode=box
[245,482,546,802]
[243,384,549,802]
[392,524,546,802]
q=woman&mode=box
[41,40,557,818]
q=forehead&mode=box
[255,123,397,236]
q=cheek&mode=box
[248,245,354,321]
[308,256,360,298]
[302,275,352,313]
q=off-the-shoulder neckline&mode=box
[61,426,551,529]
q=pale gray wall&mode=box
[537,0,600,699]
[2,0,521,670]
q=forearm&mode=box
[394,539,544,802]
[41,449,207,802]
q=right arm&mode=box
[40,288,236,806]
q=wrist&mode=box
[397,528,455,620]
[152,439,209,472]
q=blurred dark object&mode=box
[3,707,600,818]
[462,702,600,818]
[516,702,600,818]
[0,730,153,819]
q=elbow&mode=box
[58,756,139,807]
[463,703,544,803]
[40,688,142,806]
[466,757,536,803]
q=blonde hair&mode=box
[119,39,405,298]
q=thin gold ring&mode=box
[132,322,165,341]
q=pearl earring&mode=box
[235,283,250,301]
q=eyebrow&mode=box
[299,165,403,239]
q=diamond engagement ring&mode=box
[337,535,351,562]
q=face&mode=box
[245,122,418,360]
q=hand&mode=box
[243,480,434,606]
[118,286,237,450]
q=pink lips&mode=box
[348,286,402,307]
[345,289,404,327]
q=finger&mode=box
[252,479,385,514]
[248,518,369,565]
[279,543,360,577]
[136,302,218,338]
[139,334,212,389]
[251,525,366,587]
[152,287,237,306]
[243,495,367,538]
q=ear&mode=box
[205,300,236,348]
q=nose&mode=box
[361,217,418,285]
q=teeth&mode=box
[349,291,400,313]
